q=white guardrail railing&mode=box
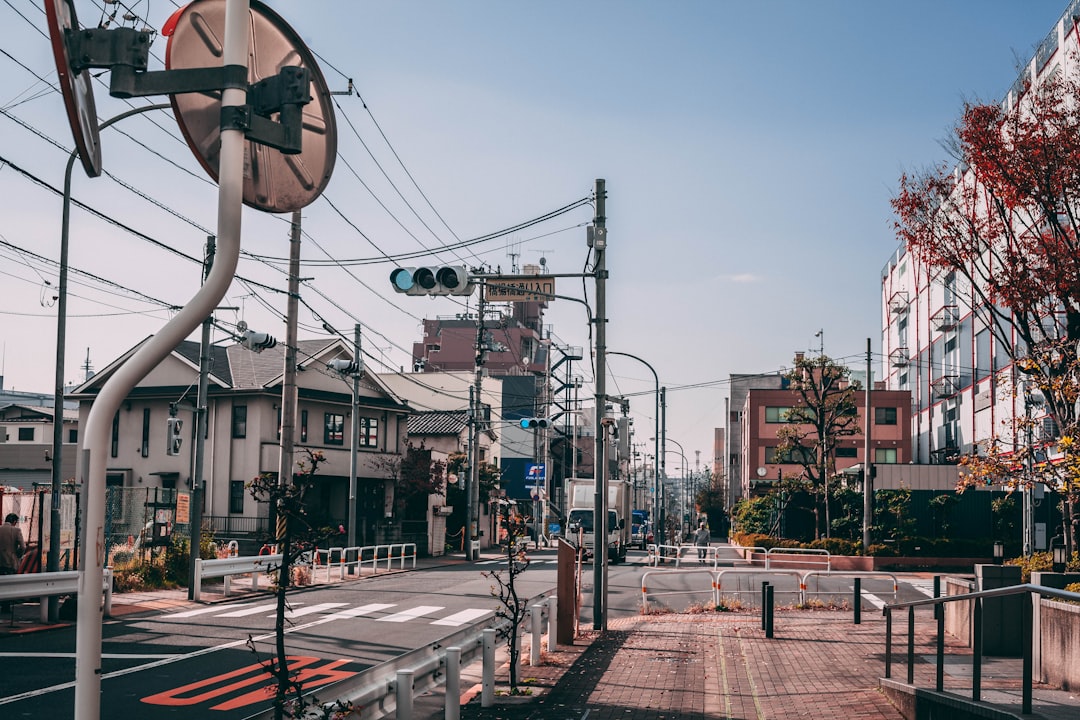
[193,554,283,602]
[0,569,114,621]
[315,543,418,581]
[640,567,898,613]
[248,592,557,720]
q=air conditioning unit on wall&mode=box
[433,505,454,516]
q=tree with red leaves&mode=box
[892,69,1080,552]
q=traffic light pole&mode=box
[187,236,215,600]
[468,291,486,561]
[592,178,608,631]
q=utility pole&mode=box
[277,212,301,544]
[862,338,873,553]
[660,386,667,544]
[468,290,486,561]
[592,178,608,631]
[187,236,215,599]
[348,323,362,548]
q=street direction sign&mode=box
[484,276,556,303]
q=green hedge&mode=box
[732,532,994,558]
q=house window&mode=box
[324,413,344,445]
[18,427,34,441]
[835,447,858,458]
[301,410,308,443]
[765,407,794,423]
[765,446,812,464]
[111,411,120,458]
[229,480,245,514]
[874,407,898,425]
[875,448,898,464]
[232,405,247,439]
[359,417,379,447]
[68,428,78,444]
[140,408,151,457]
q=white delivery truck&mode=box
[564,478,629,563]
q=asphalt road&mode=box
[0,554,559,718]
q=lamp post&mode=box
[666,438,688,535]
[50,102,171,621]
[607,351,662,543]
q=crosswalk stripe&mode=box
[167,605,247,618]
[432,608,492,626]
[217,603,283,618]
[324,603,396,620]
[909,581,936,598]
[378,605,444,623]
[862,593,887,609]
[279,602,349,618]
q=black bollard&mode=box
[765,584,775,638]
[761,581,770,631]
[854,577,862,625]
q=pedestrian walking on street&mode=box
[694,522,710,563]
[0,513,25,612]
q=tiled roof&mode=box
[175,340,233,386]
[407,410,469,436]
[227,339,333,389]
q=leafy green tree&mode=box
[774,354,861,539]
[731,495,775,535]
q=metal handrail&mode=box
[881,582,1080,715]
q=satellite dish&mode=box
[756,467,767,478]
[45,0,102,177]
[163,0,337,213]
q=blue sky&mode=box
[0,0,1068,476]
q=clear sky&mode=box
[0,0,1068,477]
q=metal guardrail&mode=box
[246,592,555,720]
[882,582,1080,715]
[764,547,831,570]
[641,567,900,612]
[192,554,283,602]
[0,569,114,621]
[315,543,418,580]
[802,571,898,603]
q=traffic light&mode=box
[519,417,551,430]
[166,417,183,456]
[240,330,277,353]
[390,266,474,296]
[327,358,361,376]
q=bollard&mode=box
[764,587,773,634]
[445,646,461,720]
[765,584,775,638]
[933,575,941,620]
[761,581,770,631]
[531,603,543,666]
[854,577,862,625]
[482,628,496,707]
[547,595,558,653]
[396,669,414,720]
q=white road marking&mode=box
[863,593,887,609]
[166,604,248,618]
[378,605,444,622]
[324,602,396,620]
[431,608,491,626]
[216,602,283,617]
[279,602,349,618]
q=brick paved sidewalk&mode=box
[449,610,1076,720]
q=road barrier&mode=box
[641,567,900,612]
[317,543,418,580]
[244,593,556,720]
[764,547,831,570]
[192,554,283,602]
[0,569,113,622]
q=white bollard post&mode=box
[396,669,414,720]
[530,604,542,666]
[445,646,461,720]
[193,558,203,602]
[547,596,558,653]
[482,628,496,707]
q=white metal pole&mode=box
[72,3,250,718]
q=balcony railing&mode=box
[931,305,959,331]
[889,347,910,367]
[930,375,959,399]
[888,291,909,315]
